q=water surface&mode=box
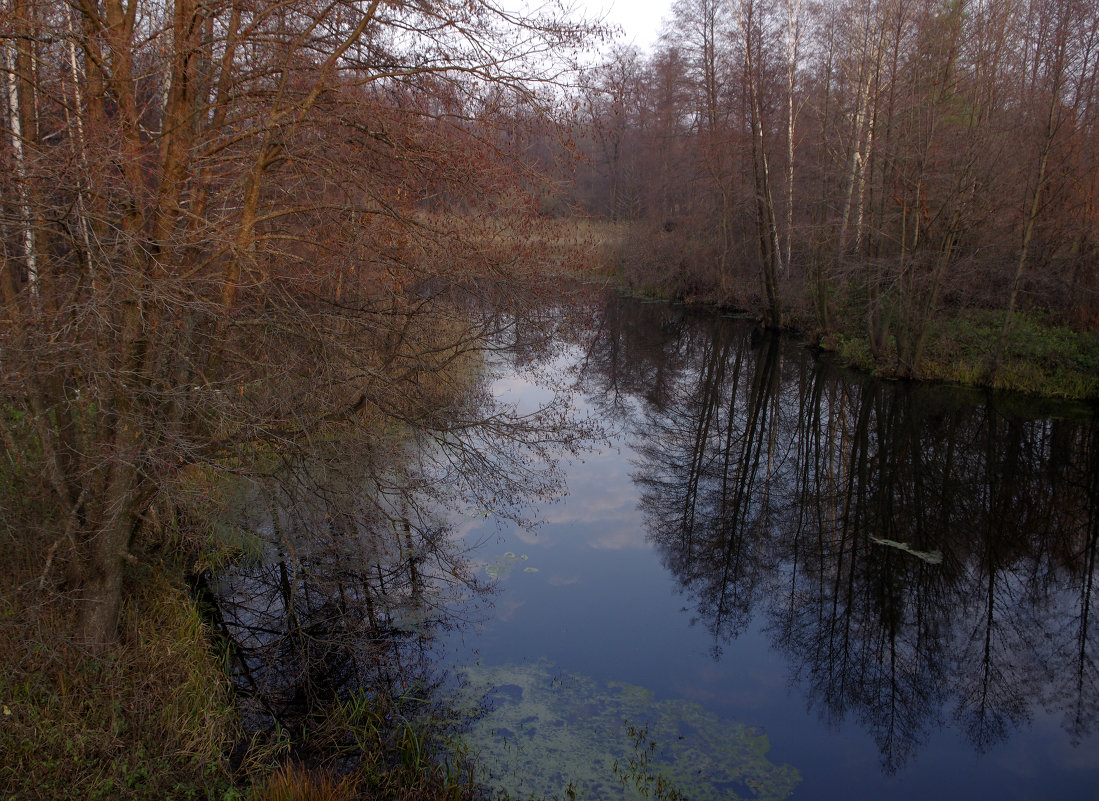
[442,295,1099,801]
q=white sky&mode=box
[575,0,671,51]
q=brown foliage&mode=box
[0,0,601,648]
[566,0,1099,347]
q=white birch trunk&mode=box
[65,5,95,283]
[3,33,36,295]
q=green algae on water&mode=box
[485,553,533,581]
[454,660,801,801]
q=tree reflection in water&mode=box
[580,296,1099,773]
[205,449,463,740]
[201,303,599,761]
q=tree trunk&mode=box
[738,0,783,327]
[75,427,139,648]
[3,15,36,295]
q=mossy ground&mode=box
[820,309,1099,399]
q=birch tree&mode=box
[735,0,785,325]
[0,0,598,647]
[783,0,804,272]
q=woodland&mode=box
[0,0,1096,798]
[561,0,1098,391]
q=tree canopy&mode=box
[0,0,599,646]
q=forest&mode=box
[558,0,1099,391]
[557,0,1098,391]
[0,0,1095,798]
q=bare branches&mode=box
[0,0,605,646]
[569,0,1098,354]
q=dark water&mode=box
[208,292,1098,799]
[437,295,1099,800]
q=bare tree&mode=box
[994,0,1099,372]
[0,0,601,647]
[735,0,785,325]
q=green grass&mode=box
[0,568,240,801]
[264,689,481,801]
[818,309,1099,399]
[924,310,1099,398]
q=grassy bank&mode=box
[820,308,1099,399]
[0,551,484,801]
[584,218,1099,401]
[0,344,498,801]
[0,565,239,800]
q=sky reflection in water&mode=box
[442,295,1099,801]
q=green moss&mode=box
[452,660,801,801]
[927,310,1099,397]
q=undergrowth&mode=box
[819,309,1099,398]
[0,567,240,801]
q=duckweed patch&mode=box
[454,661,801,801]
[485,553,532,581]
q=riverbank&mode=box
[0,359,500,801]
[816,306,1099,400]
[585,219,1099,401]
[0,532,484,801]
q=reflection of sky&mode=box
[441,315,1099,801]
[489,372,554,414]
[485,347,646,551]
[537,445,644,549]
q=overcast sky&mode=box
[575,0,671,51]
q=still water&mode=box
[437,295,1099,800]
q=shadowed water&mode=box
[209,292,1099,799]
[442,294,1099,800]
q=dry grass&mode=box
[413,211,627,278]
[0,414,237,798]
[0,565,239,800]
[249,759,480,801]
[252,758,483,801]
[253,764,360,801]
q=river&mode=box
[438,294,1099,801]
[212,292,1099,800]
